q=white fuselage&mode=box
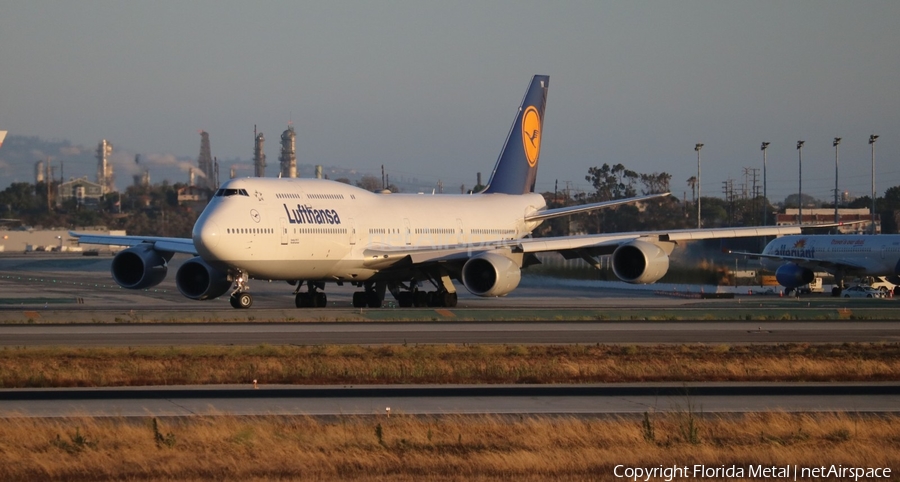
[193,178,546,280]
[761,234,900,276]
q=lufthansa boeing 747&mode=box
[74,76,812,309]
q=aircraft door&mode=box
[403,218,411,245]
[280,218,288,245]
[348,218,357,245]
[456,218,465,245]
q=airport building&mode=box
[56,177,105,208]
[0,228,124,253]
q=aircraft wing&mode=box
[364,225,809,269]
[727,249,867,272]
[518,225,806,258]
[69,232,198,256]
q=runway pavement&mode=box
[2,320,900,346]
[2,383,899,417]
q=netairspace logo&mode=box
[613,464,891,481]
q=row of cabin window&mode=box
[227,228,274,234]
[274,193,346,199]
[293,228,347,234]
[415,228,455,234]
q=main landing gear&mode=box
[295,281,328,308]
[831,273,845,297]
[389,275,458,308]
[352,281,386,308]
[393,290,457,307]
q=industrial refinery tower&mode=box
[197,131,216,189]
[280,125,298,178]
[253,127,266,178]
[96,139,114,194]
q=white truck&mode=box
[797,277,824,294]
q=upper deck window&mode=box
[215,188,249,197]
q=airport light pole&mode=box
[833,137,841,224]
[695,143,703,228]
[870,134,879,234]
[761,142,770,225]
[796,141,805,225]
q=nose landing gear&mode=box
[229,270,253,309]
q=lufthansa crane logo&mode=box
[521,106,541,167]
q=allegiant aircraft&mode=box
[731,234,900,296]
[74,76,811,309]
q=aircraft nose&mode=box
[194,218,221,255]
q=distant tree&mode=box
[356,175,381,192]
[639,172,671,195]
[686,176,697,203]
[782,193,821,209]
[585,163,637,201]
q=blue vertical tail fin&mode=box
[482,75,549,194]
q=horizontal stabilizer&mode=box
[525,193,669,222]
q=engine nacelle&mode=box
[110,244,170,289]
[775,263,814,288]
[175,256,232,300]
[612,240,670,284]
[461,252,522,297]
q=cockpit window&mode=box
[215,188,250,197]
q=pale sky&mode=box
[1,1,898,203]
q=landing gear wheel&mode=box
[832,286,843,297]
[396,292,413,307]
[231,292,253,309]
[366,291,382,308]
[442,291,458,307]
[352,292,367,308]
[315,292,327,307]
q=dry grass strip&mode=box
[0,413,897,481]
[1,343,898,388]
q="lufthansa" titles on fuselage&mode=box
[284,204,342,225]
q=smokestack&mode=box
[254,126,266,177]
[280,125,297,178]
[35,161,44,184]
[315,165,323,179]
[189,168,196,187]
[197,131,214,189]
[96,139,114,194]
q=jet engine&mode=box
[461,252,522,297]
[110,244,171,289]
[175,256,232,300]
[611,240,670,284]
[775,263,814,288]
